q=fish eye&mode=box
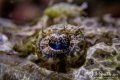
[49,33,70,50]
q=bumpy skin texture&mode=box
[0,1,120,79]
[43,2,87,23]
[0,23,120,80]
[34,23,87,72]
[73,42,120,80]
[0,53,72,80]
[44,2,87,18]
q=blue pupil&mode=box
[49,38,70,50]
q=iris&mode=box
[49,38,70,50]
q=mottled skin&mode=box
[0,23,120,80]
[0,2,120,79]
[29,23,120,79]
[43,2,87,23]
[0,53,72,80]
[44,2,87,18]
[29,23,120,80]
[73,42,120,80]
[33,23,87,72]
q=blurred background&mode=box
[0,0,120,24]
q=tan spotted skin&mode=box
[35,24,87,72]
